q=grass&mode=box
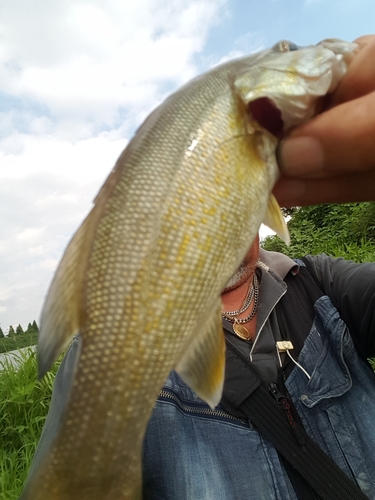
[0,349,61,500]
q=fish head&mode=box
[233,38,358,135]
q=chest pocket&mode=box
[286,296,352,408]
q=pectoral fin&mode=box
[38,209,99,379]
[263,193,290,245]
[175,299,226,409]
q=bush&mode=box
[0,349,61,499]
[262,202,375,263]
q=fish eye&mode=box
[272,40,299,52]
[287,42,299,51]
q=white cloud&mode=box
[0,0,227,330]
[0,127,136,331]
[0,0,225,141]
[16,227,46,242]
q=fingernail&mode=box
[278,137,324,175]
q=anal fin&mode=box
[175,299,226,409]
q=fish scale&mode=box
[19,39,357,499]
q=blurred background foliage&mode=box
[261,202,375,263]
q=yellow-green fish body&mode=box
[20,39,356,499]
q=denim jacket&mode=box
[24,251,375,499]
[143,251,375,499]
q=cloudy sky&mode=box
[1,0,374,332]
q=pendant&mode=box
[233,323,252,341]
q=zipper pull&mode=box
[269,382,285,404]
[269,383,306,446]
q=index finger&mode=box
[329,34,375,106]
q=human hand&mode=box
[274,35,375,207]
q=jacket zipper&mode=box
[159,389,247,425]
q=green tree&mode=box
[8,325,16,337]
[0,327,4,338]
[16,324,24,335]
[32,320,39,332]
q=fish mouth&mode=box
[248,97,284,138]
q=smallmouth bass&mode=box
[20,39,356,499]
